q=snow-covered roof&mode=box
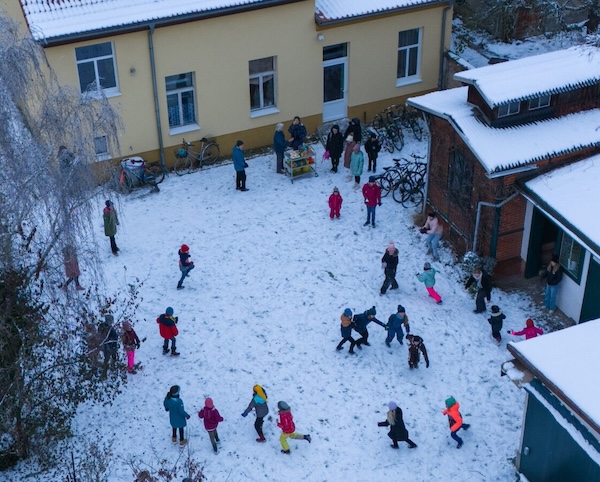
[406,86,600,175]
[454,46,600,108]
[19,0,444,42]
[524,155,600,254]
[508,319,600,432]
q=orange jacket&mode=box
[442,402,463,432]
[340,314,353,328]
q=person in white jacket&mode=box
[421,212,443,261]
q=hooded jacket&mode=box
[326,126,344,159]
[277,409,296,434]
[198,405,223,431]
[442,401,463,432]
[362,182,381,207]
[164,394,190,428]
[157,313,179,339]
[512,319,543,339]
[488,310,506,333]
[328,192,343,211]
[417,268,437,287]
[243,386,269,418]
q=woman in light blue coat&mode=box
[350,144,365,190]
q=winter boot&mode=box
[180,439,187,447]
[162,347,169,355]
[335,343,343,351]
[281,449,291,454]
[391,443,399,449]
[256,436,266,443]
[172,436,177,443]
[177,281,184,290]
[304,435,311,443]
[128,367,137,374]
[363,221,370,226]
[407,440,418,448]
[171,349,180,356]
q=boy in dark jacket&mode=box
[488,305,506,345]
[157,306,180,356]
[406,334,429,369]
[464,266,492,313]
[177,244,195,290]
[378,401,417,449]
[325,124,344,173]
[336,308,356,354]
[198,397,224,453]
[386,305,410,347]
[380,241,399,295]
[353,306,387,348]
[365,132,381,172]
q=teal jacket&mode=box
[350,150,364,176]
[164,395,190,428]
[417,268,437,287]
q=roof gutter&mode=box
[37,0,304,47]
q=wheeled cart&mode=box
[284,146,318,183]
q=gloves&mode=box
[186,415,191,420]
[385,324,389,331]
[136,343,141,349]
[378,202,382,206]
[506,330,512,334]
[377,422,386,427]
[241,413,248,418]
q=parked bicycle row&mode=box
[372,154,427,208]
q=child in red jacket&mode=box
[276,401,311,454]
[177,244,195,290]
[198,397,224,453]
[328,187,343,219]
[157,306,179,356]
[362,176,381,228]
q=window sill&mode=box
[169,124,201,136]
[250,107,280,119]
[95,153,112,163]
[396,77,422,89]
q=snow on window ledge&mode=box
[169,124,201,136]
[396,77,422,89]
[250,106,280,119]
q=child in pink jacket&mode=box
[328,187,343,219]
[198,397,224,453]
[507,318,543,340]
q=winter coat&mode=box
[350,150,365,176]
[277,409,296,434]
[512,319,543,339]
[379,407,409,441]
[98,322,118,354]
[198,406,223,431]
[288,123,307,150]
[417,268,437,288]
[340,313,353,338]
[442,402,464,432]
[179,250,193,268]
[103,206,119,237]
[232,145,246,172]
[353,312,386,332]
[544,264,563,286]
[164,395,190,429]
[343,140,356,169]
[465,271,492,301]
[423,216,443,235]
[381,249,399,272]
[387,313,409,333]
[328,193,343,211]
[365,138,381,159]
[407,334,429,367]
[488,311,506,333]
[273,130,288,154]
[362,183,381,207]
[157,314,179,340]
[121,328,140,352]
[63,248,81,279]
[325,129,344,159]
[344,120,362,145]
[243,394,269,419]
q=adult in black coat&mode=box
[325,124,344,173]
[353,306,386,348]
[464,266,492,313]
[378,402,417,449]
[381,241,399,295]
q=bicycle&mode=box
[398,104,423,141]
[174,137,220,176]
[116,157,165,194]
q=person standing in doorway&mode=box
[274,123,287,174]
[542,254,563,312]
[232,140,248,191]
[103,200,120,255]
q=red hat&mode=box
[526,318,534,328]
[205,397,214,408]
[181,244,189,253]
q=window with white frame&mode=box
[498,101,520,117]
[559,232,584,282]
[528,95,551,110]
[94,135,110,160]
[75,42,118,95]
[397,28,421,83]
[249,57,276,111]
[166,73,197,128]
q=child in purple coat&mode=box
[198,397,224,453]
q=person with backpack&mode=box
[385,305,410,347]
[157,306,180,356]
[198,397,224,453]
[416,262,442,304]
[121,321,140,374]
[488,305,506,345]
[406,334,429,369]
[241,384,269,442]
[276,401,311,454]
[177,244,195,290]
[353,306,387,348]
[164,385,191,446]
[442,397,470,448]
[336,308,356,354]
[378,401,417,449]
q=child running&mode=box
[277,401,312,454]
[416,262,442,304]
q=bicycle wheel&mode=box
[382,135,394,153]
[201,143,220,166]
[188,154,202,174]
[410,119,423,141]
[392,179,413,204]
[174,155,190,176]
[386,124,404,152]
[144,165,165,185]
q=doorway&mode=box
[323,43,348,122]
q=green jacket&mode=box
[416,268,437,287]
[103,207,119,237]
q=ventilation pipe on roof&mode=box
[148,23,166,170]
[438,0,454,91]
[473,191,520,256]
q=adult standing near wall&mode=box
[273,123,287,174]
[542,254,562,312]
[103,200,119,255]
[421,212,443,261]
[288,116,307,151]
[233,140,248,192]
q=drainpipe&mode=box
[148,23,166,170]
[473,191,519,255]
[421,111,431,215]
[438,0,454,91]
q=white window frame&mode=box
[94,135,110,161]
[75,42,119,97]
[498,101,520,118]
[166,72,199,134]
[249,57,277,115]
[396,28,421,87]
[528,95,551,110]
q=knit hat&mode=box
[343,308,353,317]
[367,306,377,316]
[170,385,180,397]
[205,397,214,409]
[368,175,376,182]
[351,117,360,125]
[332,124,339,131]
[388,401,398,410]
[333,186,339,192]
[424,262,431,270]
[166,307,174,316]
[105,200,112,207]
[397,305,405,313]
[122,321,132,331]
[253,384,268,401]
[526,318,534,328]
[105,314,114,323]
[180,244,189,253]
[491,305,500,313]
[277,401,290,411]
[445,397,456,408]
[236,140,244,147]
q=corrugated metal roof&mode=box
[407,86,600,175]
[315,0,439,24]
[454,46,600,108]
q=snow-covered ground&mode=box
[10,132,556,481]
